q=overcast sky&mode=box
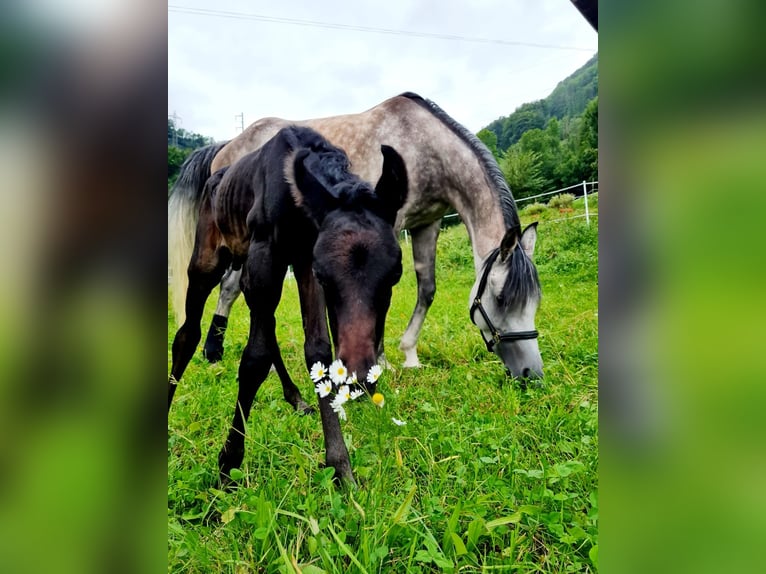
[168,1,597,142]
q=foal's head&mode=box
[290,143,408,392]
[469,223,544,381]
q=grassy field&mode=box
[168,196,598,573]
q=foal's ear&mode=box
[290,148,336,226]
[520,222,538,259]
[374,145,408,225]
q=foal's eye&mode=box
[313,269,329,287]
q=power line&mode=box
[168,5,594,52]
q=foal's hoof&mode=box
[296,400,315,415]
[218,472,239,492]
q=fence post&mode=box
[582,180,590,226]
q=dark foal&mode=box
[169,126,408,486]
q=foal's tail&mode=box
[168,141,228,326]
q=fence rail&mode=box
[441,181,599,227]
[515,180,598,204]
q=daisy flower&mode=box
[392,417,406,426]
[334,405,347,421]
[372,393,385,408]
[366,364,383,385]
[335,385,351,404]
[309,361,327,383]
[314,380,333,398]
[349,388,365,401]
[330,391,349,420]
[329,359,348,385]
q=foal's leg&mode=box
[202,266,242,363]
[293,258,355,485]
[168,249,231,409]
[271,350,314,415]
[218,245,287,484]
[399,220,441,368]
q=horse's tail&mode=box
[168,141,228,326]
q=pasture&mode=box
[168,196,598,572]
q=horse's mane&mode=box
[171,141,229,198]
[398,92,519,231]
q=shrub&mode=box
[549,193,575,209]
[521,202,547,216]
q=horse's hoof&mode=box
[203,346,224,363]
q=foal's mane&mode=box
[284,125,382,213]
[398,92,520,231]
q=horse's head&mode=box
[291,143,408,392]
[469,223,543,381]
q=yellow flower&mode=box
[372,392,385,408]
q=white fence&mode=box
[437,180,598,232]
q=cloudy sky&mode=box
[168,1,597,142]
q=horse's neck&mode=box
[451,192,507,275]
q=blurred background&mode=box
[0,1,166,572]
[0,1,764,572]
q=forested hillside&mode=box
[484,53,597,151]
[477,53,598,201]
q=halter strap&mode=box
[470,248,538,352]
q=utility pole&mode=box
[235,112,244,134]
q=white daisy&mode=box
[314,380,333,398]
[309,361,327,383]
[335,385,351,403]
[392,417,406,426]
[330,392,348,419]
[349,388,365,401]
[334,405,347,421]
[346,372,358,386]
[329,359,348,385]
[366,364,383,385]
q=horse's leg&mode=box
[294,257,355,485]
[399,220,441,368]
[168,249,231,409]
[202,266,242,363]
[218,244,287,485]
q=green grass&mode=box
[168,203,598,573]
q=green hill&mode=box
[485,53,597,152]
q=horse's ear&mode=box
[290,149,336,226]
[499,226,520,262]
[374,145,408,225]
[520,222,538,259]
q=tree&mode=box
[168,146,191,191]
[500,147,545,201]
[476,128,499,159]
[576,96,598,182]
